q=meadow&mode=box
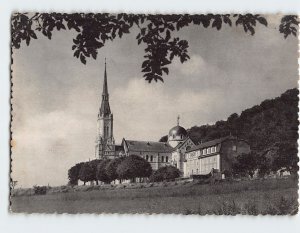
[10,177,298,215]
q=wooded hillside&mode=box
[161,88,298,156]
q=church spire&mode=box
[102,58,108,97]
[99,58,111,116]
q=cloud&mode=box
[111,78,224,143]
[177,55,206,76]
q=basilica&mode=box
[95,61,250,177]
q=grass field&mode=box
[10,178,298,215]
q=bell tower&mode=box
[95,59,115,159]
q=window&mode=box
[203,149,206,155]
[207,148,211,154]
[166,156,169,163]
[161,156,164,162]
[150,155,153,162]
[146,155,149,161]
[233,145,237,151]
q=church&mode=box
[95,60,250,177]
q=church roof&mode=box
[123,139,173,153]
[186,136,237,153]
[168,125,187,138]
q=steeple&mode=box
[102,58,108,97]
[99,58,111,117]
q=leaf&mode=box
[80,54,86,64]
[142,60,148,68]
[162,67,169,75]
[73,50,80,58]
[257,17,268,27]
[72,45,76,50]
[29,30,37,39]
[166,30,170,41]
[25,36,30,46]
[91,50,97,59]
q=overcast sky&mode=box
[11,14,298,188]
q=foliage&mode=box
[150,165,181,182]
[96,159,111,184]
[105,157,124,182]
[78,162,94,185]
[116,155,152,180]
[89,159,101,184]
[272,142,299,174]
[11,13,298,83]
[33,185,47,195]
[232,153,258,178]
[68,162,84,186]
[159,135,168,142]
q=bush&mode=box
[33,185,47,195]
[150,166,181,182]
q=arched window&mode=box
[166,156,169,163]
[161,156,164,162]
[150,155,153,162]
[146,155,149,161]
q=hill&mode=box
[160,88,298,164]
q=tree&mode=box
[68,162,84,186]
[116,155,152,181]
[11,13,298,83]
[150,165,181,182]
[89,159,101,185]
[232,152,258,178]
[96,159,111,184]
[105,157,124,182]
[272,142,299,175]
[159,135,168,142]
[78,162,94,185]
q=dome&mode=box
[168,125,187,138]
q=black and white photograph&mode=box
[9,12,299,215]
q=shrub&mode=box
[33,185,47,195]
[150,166,181,182]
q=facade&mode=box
[122,139,173,170]
[122,117,195,173]
[184,136,250,177]
[95,61,117,159]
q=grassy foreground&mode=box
[10,178,298,215]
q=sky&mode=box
[11,14,298,188]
